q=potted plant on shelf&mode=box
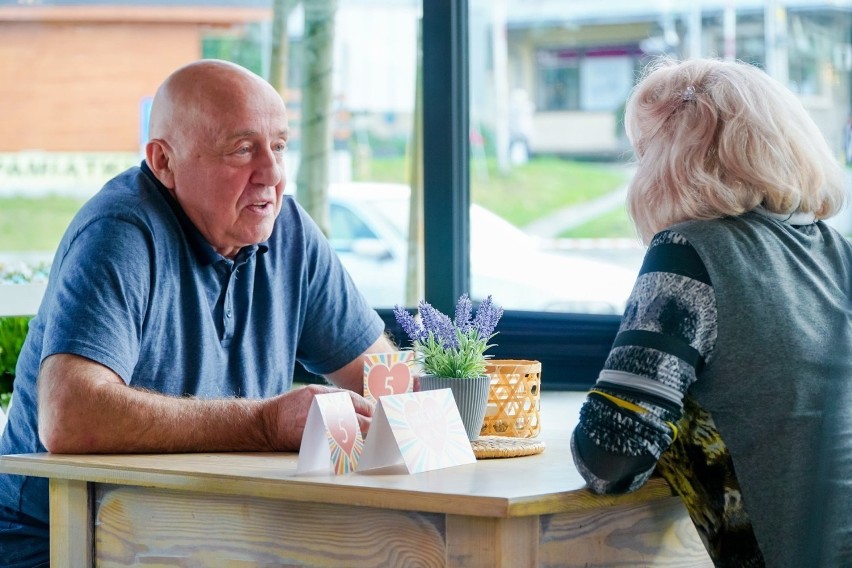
[393,294,503,441]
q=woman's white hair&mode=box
[625,57,846,244]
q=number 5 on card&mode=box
[363,351,415,403]
[297,392,363,475]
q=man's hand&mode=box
[261,384,375,451]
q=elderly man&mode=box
[0,59,393,567]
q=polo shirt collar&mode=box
[140,161,270,265]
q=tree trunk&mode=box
[406,18,424,306]
[269,0,297,95]
[296,0,337,236]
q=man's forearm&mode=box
[38,355,276,454]
[72,384,270,453]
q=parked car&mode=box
[324,182,636,314]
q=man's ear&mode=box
[145,139,176,190]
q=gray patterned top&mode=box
[571,229,765,567]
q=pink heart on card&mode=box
[367,362,411,398]
[324,401,358,457]
[404,396,447,454]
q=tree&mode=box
[295,0,338,235]
[269,0,298,95]
[406,18,424,306]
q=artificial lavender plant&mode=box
[393,294,503,379]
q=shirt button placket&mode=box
[223,271,237,340]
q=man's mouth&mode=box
[247,201,272,213]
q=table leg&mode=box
[50,478,93,567]
[446,514,539,567]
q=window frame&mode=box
[371,0,618,391]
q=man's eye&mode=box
[274,142,287,153]
[236,146,252,155]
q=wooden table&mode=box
[0,393,712,567]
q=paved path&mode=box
[524,185,629,238]
[525,167,852,238]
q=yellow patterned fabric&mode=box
[656,396,764,567]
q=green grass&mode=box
[353,155,408,183]
[0,157,629,253]
[472,157,627,228]
[355,155,628,228]
[0,195,86,252]
[560,205,637,239]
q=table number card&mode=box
[363,351,415,403]
[297,392,364,475]
[359,389,476,474]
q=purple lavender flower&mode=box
[434,311,459,350]
[393,304,426,343]
[419,301,459,350]
[472,295,503,340]
[393,295,503,379]
[417,300,440,339]
[453,294,473,334]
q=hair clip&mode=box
[682,85,696,101]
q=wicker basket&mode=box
[479,359,541,438]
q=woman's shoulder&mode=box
[648,228,694,248]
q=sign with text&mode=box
[359,389,476,474]
[363,351,415,403]
[297,392,364,475]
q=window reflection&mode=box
[469,0,852,313]
[0,0,849,316]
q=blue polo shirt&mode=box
[0,162,384,565]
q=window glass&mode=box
[1,0,849,318]
[468,0,852,314]
[537,59,580,111]
[291,1,421,308]
[0,0,423,313]
[329,203,378,242]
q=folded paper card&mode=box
[297,391,364,475]
[363,351,415,403]
[358,389,476,474]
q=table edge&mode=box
[0,453,677,518]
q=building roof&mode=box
[505,0,852,27]
[1,0,848,26]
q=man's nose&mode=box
[252,147,283,187]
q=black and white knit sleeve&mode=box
[571,230,718,494]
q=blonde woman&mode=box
[571,57,851,568]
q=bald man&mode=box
[0,60,393,566]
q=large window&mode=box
[1,0,850,388]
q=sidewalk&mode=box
[525,167,852,238]
[523,163,635,239]
[524,185,629,239]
